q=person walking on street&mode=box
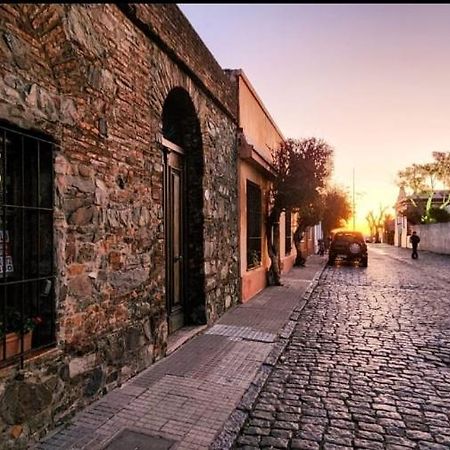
[317,238,325,256]
[410,231,420,259]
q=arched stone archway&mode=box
[162,87,205,333]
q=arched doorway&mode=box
[161,88,205,333]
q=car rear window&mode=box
[334,232,363,242]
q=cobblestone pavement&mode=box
[234,245,450,450]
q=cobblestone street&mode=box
[235,245,450,450]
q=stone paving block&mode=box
[291,439,320,450]
[205,324,276,343]
[35,444,65,450]
[100,429,175,450]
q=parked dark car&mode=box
[328,231,368,267]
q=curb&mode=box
[209,260,328,450]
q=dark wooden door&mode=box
[165,146,185,333]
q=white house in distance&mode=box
[395,186,450,248]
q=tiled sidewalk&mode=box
[36,256,326,450]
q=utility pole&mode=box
[352,168,356,231]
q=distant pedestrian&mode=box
[410,231,420,259]
[317,238,325,256]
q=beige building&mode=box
[227,70,295,302]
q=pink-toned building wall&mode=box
[228,70,294,302]
[300,226,316,258]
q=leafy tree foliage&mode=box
[293,196,324,266]
[267,138,333,285]
[320,186,352,245]
[429,207,450,223]
[397,151,450,223]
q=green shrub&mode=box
[429,207,450,223]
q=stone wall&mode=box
[0,4,239,447]
[412,223,450,255]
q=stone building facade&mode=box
[0,4,239,447]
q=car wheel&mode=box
[328,253,336,266]
[361,257,368,267]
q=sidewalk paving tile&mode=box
[36,256,326,450]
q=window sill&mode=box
[246,264,263,272]
[0,346,61,377]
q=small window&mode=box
[0,124,55,367]
[246,181,262,269]
[285,211,292,255]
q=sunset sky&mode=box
[179,4,450,233]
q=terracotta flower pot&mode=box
[1,331,32,360]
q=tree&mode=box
[397,163,428,198]
[292,195,324,266]
[365,205,388,242]
[321,186,352,246]
[383,212,395,245]
[433,151,450,183]
[365,211,377,241]
[267,138,333,285]
[432,151,450,209]
[429,207,450,223]
[397,151,450,223]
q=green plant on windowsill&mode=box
[248,250,261,269]
[0,309,43,340]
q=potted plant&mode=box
[0,310,43,360]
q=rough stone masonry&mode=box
[0,4,239,448]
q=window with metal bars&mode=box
[285,211,292,255]
[246,181,262,269]
[0,123,55,367]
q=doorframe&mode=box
[160,135,184,155]
[159,133,187,333]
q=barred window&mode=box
[285,211,292,255]
[1,123,55,367]
[246,181,262,269]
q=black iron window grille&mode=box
[246,181,262,269]
[0,123,55,368]
[285,211,292,255]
